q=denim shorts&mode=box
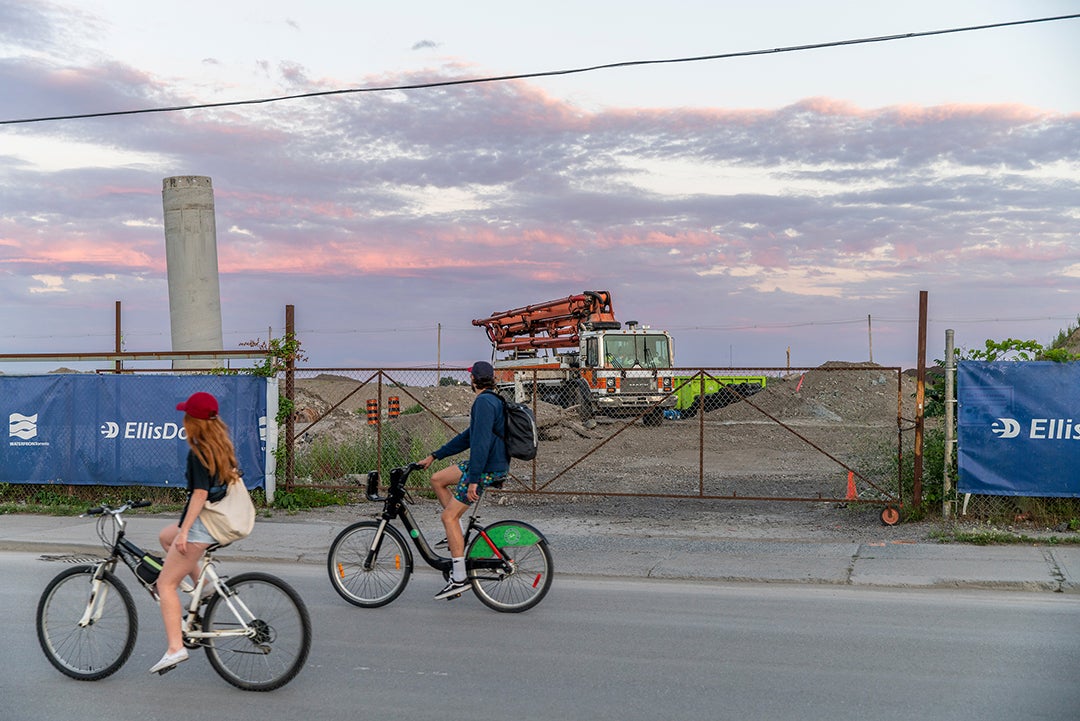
[452,461,507,505]
[187,515,217,545]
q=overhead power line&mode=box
[2,13,1078,126]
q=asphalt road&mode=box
[5,552,1079,721]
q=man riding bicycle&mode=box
[417,361,508,599]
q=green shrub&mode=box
[273,486,350,510]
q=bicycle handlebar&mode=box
[84,500,152,516]
[361,462,426,502]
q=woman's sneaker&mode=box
[149,648,189,675]
[434,579,468,600]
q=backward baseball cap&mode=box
[469,361,495,380]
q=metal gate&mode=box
[283,365,907,518]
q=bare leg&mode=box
[442,499,470,558]
[157,539,207,654]
[159,524,198,590]
[430,466,459,510]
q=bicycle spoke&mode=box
[36,566,137,680]
[327,521,411,607]
[469,521,553,613]
[203,573,311,691]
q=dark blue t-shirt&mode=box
[431,390,509,483]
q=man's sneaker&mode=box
[149,648,189,675]
[434,537,448,549]
[434,579,469,600]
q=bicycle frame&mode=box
[180,560,261,645]
[362,465,512,577]
[80,503,260,644]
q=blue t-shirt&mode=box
[432,390,509,483]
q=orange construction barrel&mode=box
[366,399,379,425]
[388,396,400,419]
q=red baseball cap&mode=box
[176,392,219,420]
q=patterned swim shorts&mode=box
[453,461,507,504]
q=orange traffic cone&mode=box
[845,471,858,500]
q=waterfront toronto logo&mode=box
[9,412,38,440]
[9,411,49,447]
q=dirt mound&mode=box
[1061,327,1080,356]
[707,363,915,425]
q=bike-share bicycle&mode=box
[36,500,311,691]
[327,463,553,612]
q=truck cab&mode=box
[474,293,676,425]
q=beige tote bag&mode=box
[199,481,256,545]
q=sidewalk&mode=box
[2,508,1077,594]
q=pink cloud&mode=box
[1,238,157,270]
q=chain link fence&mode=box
[1,362,1075,526]
[282,365,908,514]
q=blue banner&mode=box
[957,361,1080,497]
[1,375,270,489]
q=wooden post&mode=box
[914,291,927,508]
[284,304,296,492]
[114,301,122,373]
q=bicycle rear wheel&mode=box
[327,521,413,607]
[203,572,311,691]
[468,521,553,613]
[36,565,137,680]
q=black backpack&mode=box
[489,392,538,461]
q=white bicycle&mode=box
[36,500,311,691]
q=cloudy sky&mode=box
[2,0,1078,373]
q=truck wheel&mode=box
[642,408,664,426]
[575,383,594,422]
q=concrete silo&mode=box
[162,176,224,369]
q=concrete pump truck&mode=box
[472,291,677,425]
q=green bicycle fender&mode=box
[468,522,543,558]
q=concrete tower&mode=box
[162,176,224,369]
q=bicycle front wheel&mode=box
[468,521,553,613]
[203,572,311,691]
[327,521,412,607]
[36,565,137,680]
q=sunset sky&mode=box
[2,1,1078,373]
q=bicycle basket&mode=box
[135,553,165,585]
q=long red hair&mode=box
[182,415,240,484]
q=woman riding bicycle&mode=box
[150,391,242,675]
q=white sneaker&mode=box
[434,579,469,600]
[149,648,189,674]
